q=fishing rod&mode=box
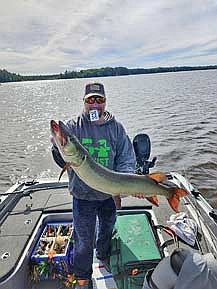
[0,180,69,227]
[0,183,68,197]
[182,166,217,254]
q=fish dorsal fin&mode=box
[147,172,167,183]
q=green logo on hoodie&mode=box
[82,138,110,167]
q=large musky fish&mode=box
[50,120,187,212]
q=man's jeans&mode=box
[72,197,116,279]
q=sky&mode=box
[1,0,217,75]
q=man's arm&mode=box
[113,124,136,209]
[114,125,136,173]
[51,145,66,168]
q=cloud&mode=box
[0,0,217,74]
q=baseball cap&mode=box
[143,248,217,289]
[173,251,217,289]
[142,249,189,289]
[143,256,178,289]
[84,82,105,99]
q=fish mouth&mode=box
[50,120,67,146]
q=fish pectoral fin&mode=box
[147,172,167,183]
[58,162,71,181]
[167,188,188,213]
[145,196,159,207]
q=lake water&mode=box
[0,70,217,207]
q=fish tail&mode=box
[146,196,159,207]
[167,188,188,213]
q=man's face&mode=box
[84,95,106,118]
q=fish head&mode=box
[50,120,85,165]
[50,120,67,146]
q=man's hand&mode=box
[113,195,122,209]
[50,136,55,144]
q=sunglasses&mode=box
[84,96,106,104]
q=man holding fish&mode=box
[51,82,136,289]
[51,82,187,289]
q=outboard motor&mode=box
[133,133,157,175]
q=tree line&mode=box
[0,65,217,83]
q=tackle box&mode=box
[110,210,162,289]
[30,222,74,280]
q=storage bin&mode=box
[30,222,73,280]
[110,211,162,289]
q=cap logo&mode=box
[90,84,101,91]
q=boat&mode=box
[0,134,217,289]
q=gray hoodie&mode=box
[52,111,136,201]
[174,252,217,289]
[143,250,217,289]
